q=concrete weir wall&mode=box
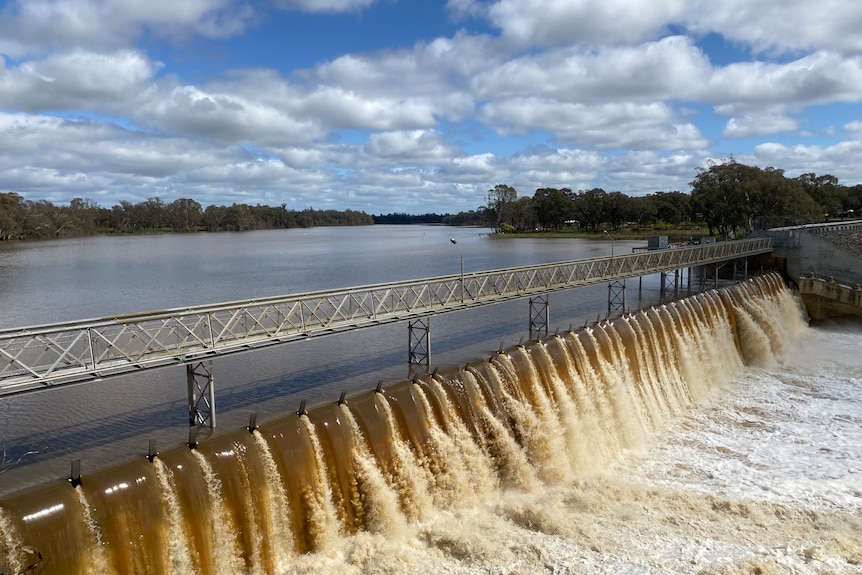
[797,275,862,321]
[755,221,862,320]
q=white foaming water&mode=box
[279,323,862,574]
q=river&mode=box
[0,226,860,575]
[0,226,650,496]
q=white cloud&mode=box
[480,98,707,150]
[0,49,157,111]
[301,87,438,131]
[484,0,687,47]
[706,52,862,113]
[723,114,799,139]
[753,140,862,184]
[685,0,862,55]
[846,120,862,138]
[135,84,325,146]
[273,0,377,13]
[1,0,862,214]
[472,36,710,103]
[0,0,254,56]
[363,130,457,164]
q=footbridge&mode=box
[0,238,771,426]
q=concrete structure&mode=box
[797,275,862,320]
[756,221,862,320]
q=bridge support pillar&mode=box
[408,318,431,366]
[607,280,626,318]
[529,295,549,340]
[733,258,748,282]
[660,270,680,303]
[187,361,216,429]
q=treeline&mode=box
[482,160,862,237]
[0,195,374,241]
[4,160,861,242]
[372,212,485,225]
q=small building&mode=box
[647,236,668,250]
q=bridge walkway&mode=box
[0,238,771,410]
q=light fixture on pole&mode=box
[450,238,464,302]
[603,230,614,258]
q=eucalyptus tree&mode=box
[486,184,518,232]
[532,187,573,229]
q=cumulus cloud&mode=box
[273,0,377,13]
[0,0,255,56]
[0,49,158,111]
[484,0,686,47]
[1,0,861,213]
[724,114,799,139]
[471,36,710,103]
[480,98,707,150]
[685,0,862,55]
[706,52,862,113]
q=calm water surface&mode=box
[0,226,652,495]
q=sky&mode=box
[1,1,862,215]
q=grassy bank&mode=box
[492,225,711,242]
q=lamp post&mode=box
[450,238,464,302]
[603,230,614,258]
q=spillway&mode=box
[0,273,832,574]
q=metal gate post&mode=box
[408,317,431,365]
[529,295,549,340]
[607,280,626,318]
[187,361,216,429]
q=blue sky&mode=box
[1,0,862,214]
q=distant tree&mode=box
[691,160,823,236]
[604,191,632,231]
[0,192,26,240]
[508,196,537,231]
[627,195,657,227]
[796,173,846,218]
[572,188,608,232]
[167,198,203,232]
[532,188,572,230]
[486,184,518,232]
[651,191,691,226]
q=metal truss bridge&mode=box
[0,238,771,410]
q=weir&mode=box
[0,273,805,574]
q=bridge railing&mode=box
[0,238,771,397]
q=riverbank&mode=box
[491,225,710,242]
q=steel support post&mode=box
[660,269,680,303]
[408,317,431,365]
[187,360,216,429]
[529,295,549,340]
[733,257,748,282]
[607,280,626,318]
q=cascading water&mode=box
[2,273,859,574]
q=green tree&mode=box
[486,184,518,232]
[532,188,573,230]
[691,160,823,236]
[651,191,691,226]
[572,188,608,232]
[0,192,26,240]
[796,173,846,218]
[167,198,203,232]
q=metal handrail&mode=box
[0,238,771,397]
